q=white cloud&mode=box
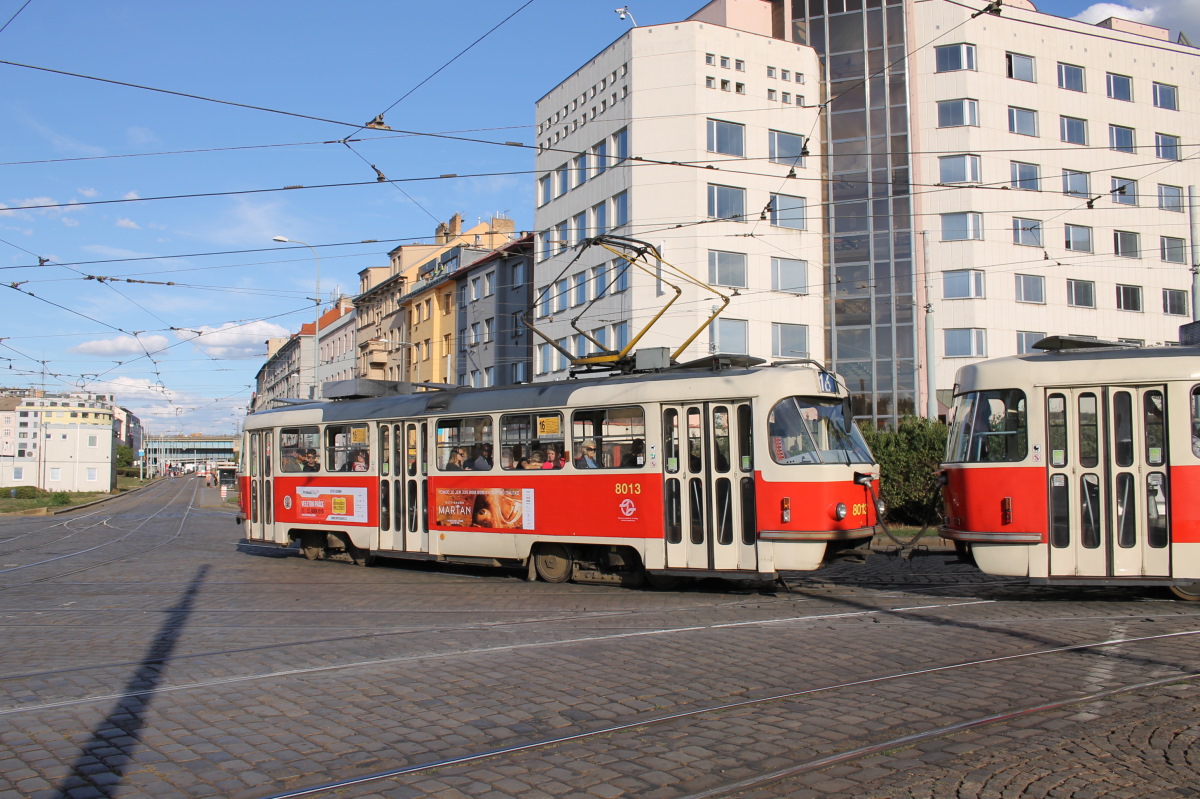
[16,112,106,157]
[175,319,291,360]
[1074,1,1200,39]
[78,187,99,198]
[70,334,171,357]
[62,217,80,227]
[116,217,141,229]
[123,191,141,200]
[126,126,160,147]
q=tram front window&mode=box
[946,390,1028,463]
[768,397,873,464]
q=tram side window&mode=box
[326,424,370,471]
[945,390,1028,463]
[1192,386,1200,457]
[767,396,873,464]
[280,426,320,472]
[436,416,493,471]
[500,412,565,470]
[571,406,646,468]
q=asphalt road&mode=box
[1,477,1197,798]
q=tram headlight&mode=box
[834,502,848,520]
[781,497,791,523]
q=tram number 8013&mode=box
[614,483,643,495]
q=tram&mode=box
[238,357,883,585]
[939,338,1200,598]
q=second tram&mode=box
[239,357,883,584]
[939,340,1200,598]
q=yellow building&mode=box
[356,214,516,386]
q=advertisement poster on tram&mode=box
[435,487,534,530]
[293,485,368,523]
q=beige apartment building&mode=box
[0,390,116,492]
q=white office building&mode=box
[534,0,1199,422]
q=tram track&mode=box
[0,479,198,590]
[246,627,1200,799]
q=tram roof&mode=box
[953,344,1200,394]
[245,360,838,428]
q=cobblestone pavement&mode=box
[1,477,1198,799]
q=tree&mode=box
[115,444,133,468]
[858,416,948,526]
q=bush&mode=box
[117,467,142,478]
[49,492,72,506]
[10,486,47,499]
[859,416,948,526]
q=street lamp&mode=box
[272,236,321,399]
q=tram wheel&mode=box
[534,544,574,583]
[303,544,323,561]
[1170,582,1200,601]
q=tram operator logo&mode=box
[619,498,637,518]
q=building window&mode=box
[614,128,629,161]
[707,119,745,156]
[592,264,608,298]
[708,250,747,288]
[1062,169,1089,197]
[720,56,730,68]
[484,273,495,296]
[1057,62,1085,92]
[782,92,791,103]
[1016,331,1045,354]
[613,259,630,292]
[592,202,607,236]
[1115,230,1140,258]
[1109,125,1135,153]
[1065,224,1093,252]
[1161,236,1187,264]
[705,53,715,65]
[937,99,978,128]
[769,130,806,167]
[538,174,552,206]
[50,467,61,482]
[1116,284,1143,311]
[735,83,745,95]
[1008,106,1037,136]
[613,191,629,227]
[1013,218,1042,247]
[767,65,776,77]
[706,76,715,89]
[1106,72,1133,101]
[707,184,745,221]
[1156,133,1181,161]
[1010,161,1039,191]
[769,193,805,229]
[573,211,587,244]
[935,43,975,72]
[943,269,984,299]
[12,467,21,480]
[735,59,745,71]
[1006,52,1035,82]
[1164,289,1188,316]
[941,212,983,241]
[1015,273,1045,303]
[593,140,608,175]
[1060,116,1087,145]
[573,272,588,306]
[1153,82,1178,110]
[771,257,807,294]
[512,361,528,384]
[767,88,777,101]
[555,221,568,252]
[537,343,552,374]
[87,435,98,447]
[613,320,630,351]
[1067,279,1095,308]
[772,323,809,359]
[712,318,748,355]
[554,278,569,312]
[720,79,731,91]
[945,329,986,357]
[1112,177,1137,205]
[556,164,569,196]
[939,154,980,184]
[1159,184,1184,213]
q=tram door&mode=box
[399,422,429,553]
[662,403,757,572]
[378,423,395,551]
[247,430,275,542]
[1046,386,1170,579]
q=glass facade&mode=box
[792,0,916,424]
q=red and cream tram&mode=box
[939,340,1200,598]
[239,358,882,584]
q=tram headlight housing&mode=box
[834,502,848,521]
[781,497,791,523]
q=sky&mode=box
[1,0,1195,436]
